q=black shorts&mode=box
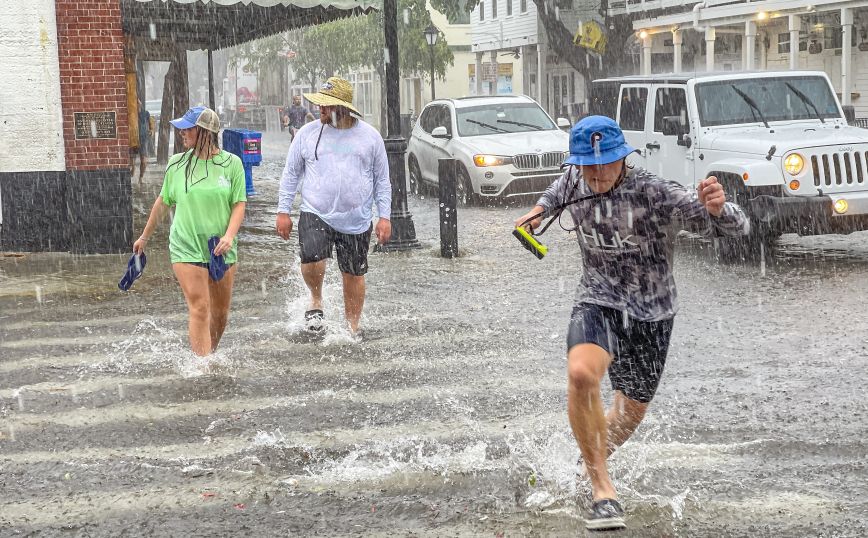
[567,303,674,404]
[298,212,372,276]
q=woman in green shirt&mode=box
[133,107,247,356]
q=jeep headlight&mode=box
[473,154,512,167]
[784,153,805,176]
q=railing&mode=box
[607,0,761,15]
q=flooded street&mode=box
[2,137,867,536]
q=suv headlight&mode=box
[473,154,513,167]
[784,153,805,176]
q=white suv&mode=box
[407,95,570,204]
[591,71,868,245]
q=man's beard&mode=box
[320,107,349,126]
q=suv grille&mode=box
[514,152,566,170]
[811,152,868,187]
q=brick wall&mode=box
[55,0,129,171]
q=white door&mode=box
[426,105,455,184]
[413,106,439,183]
[644,84,695,186]
[616,84,650,169]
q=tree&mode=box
[429,0,638,98]
[290,0,453,128]
[229,36,292,105]
[232,1,454,129]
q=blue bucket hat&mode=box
[563,115,636,166]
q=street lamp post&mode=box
[378,0,420,252]
[424,23,439,101]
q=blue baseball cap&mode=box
[169,106,220,132]
[563,115,636,166]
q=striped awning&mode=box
[124,0,380,51]
[134,0,379,10]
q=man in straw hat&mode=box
[276,77,391,338]
[514,116,748,531]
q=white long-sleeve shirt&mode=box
[278,119,391,234]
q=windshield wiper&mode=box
[730,84,770,129]
[784,82,826,124]
[465,118,508,133]
[496,119,544,131]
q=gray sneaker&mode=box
[585,498,626,531]
[304,309,324,333]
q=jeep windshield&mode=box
[695,76,841,127]
[456,103,556,136]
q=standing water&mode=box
[1,133,867,536]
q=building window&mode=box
[491,0,497,19]
[479,1,484,21]
[823,26,857,50]
[520,0,527,12]
[778,32,808,54]
[506,0,512,16]
[447,0,471,24]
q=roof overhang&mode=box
[633,0,866,34]
[122,0,381,53]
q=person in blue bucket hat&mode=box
[515,116,750,531]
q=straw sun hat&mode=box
[303,77,361,116]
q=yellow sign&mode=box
[574,21,607,55]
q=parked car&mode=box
[590,70,868,254]
[407,95,571,205]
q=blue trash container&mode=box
[223,128,262,196]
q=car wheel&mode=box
[408,155,423,196]
[456,165,478,207]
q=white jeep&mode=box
[590,71,868,248]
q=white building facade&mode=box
[469,0,588,121]
[625,0,868,118]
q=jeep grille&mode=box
[811,152,868,188]
[514,152,566,170]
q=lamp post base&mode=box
[376,136,421,252]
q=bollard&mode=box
[438,158,459,258]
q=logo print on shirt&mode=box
[578,226,638,249]
[217,176,231,189]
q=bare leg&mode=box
[139,152,147,184]
[301,260,326,310]
[341,272,365,333]
[173,263,212,356]
[207,264,237,351]
[567,343,617,501]
[606,391,649,457]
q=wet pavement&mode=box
[2,133,868,536]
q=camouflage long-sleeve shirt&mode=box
[537,166,750,321]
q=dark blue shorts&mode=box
[298,212,372,276]
[567,303,674,403]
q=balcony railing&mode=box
[607,0,762,16]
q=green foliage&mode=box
[231,1,454,90]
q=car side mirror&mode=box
[432,126,451,139]
[662,115,692,148]
[557,117,571,130]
